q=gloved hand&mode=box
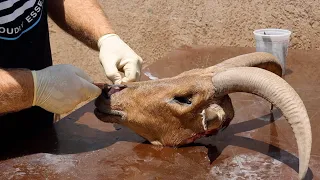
[31,64,102,114]
[98,34,143,84]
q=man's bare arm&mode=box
[47,0,115,50]
[0,69,34,114]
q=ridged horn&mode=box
[209,52,283,77]
[212,67,311,180]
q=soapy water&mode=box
[210,154,282,180]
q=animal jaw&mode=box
[94,52,311,180]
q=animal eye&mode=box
[173,96,192,105]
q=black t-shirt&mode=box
[0,0,54,142]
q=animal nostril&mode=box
[173,96,192,105]
[101,90,110,99]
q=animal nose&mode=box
[99,84,127,99]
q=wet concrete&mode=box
[1,46,320,179]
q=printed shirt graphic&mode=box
[0,0,44,40]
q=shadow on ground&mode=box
[0,100,313,179]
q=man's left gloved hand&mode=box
[98,34,143,84]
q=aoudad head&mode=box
[94,52,312,180]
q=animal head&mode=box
[94,52,311,180]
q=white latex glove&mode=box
[31,64,102,114]
[98,34,143,84]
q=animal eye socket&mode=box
[173,95,192,105]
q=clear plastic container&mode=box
[253,28,292,76]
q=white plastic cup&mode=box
[253,28,292,76]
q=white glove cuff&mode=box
[97,34,119,49]
[31,70,37,106]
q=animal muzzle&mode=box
[99,84,127,99]
[94,83,127,116]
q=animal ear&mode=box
[207,52,283,77]
[202,95,235,130]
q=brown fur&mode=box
[94,52,312,180]
[94,52,281,146]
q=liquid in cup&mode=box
[253,28,292,76]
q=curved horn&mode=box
[208,52,283,77]
[212,67,311,180]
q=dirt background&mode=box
[49,0,320,83]
[48,0,320,116]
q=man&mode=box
[0,0,143,143]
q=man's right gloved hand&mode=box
[31,64,102,114]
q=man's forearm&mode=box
[0,69,34,114]
[48,0,115,50]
